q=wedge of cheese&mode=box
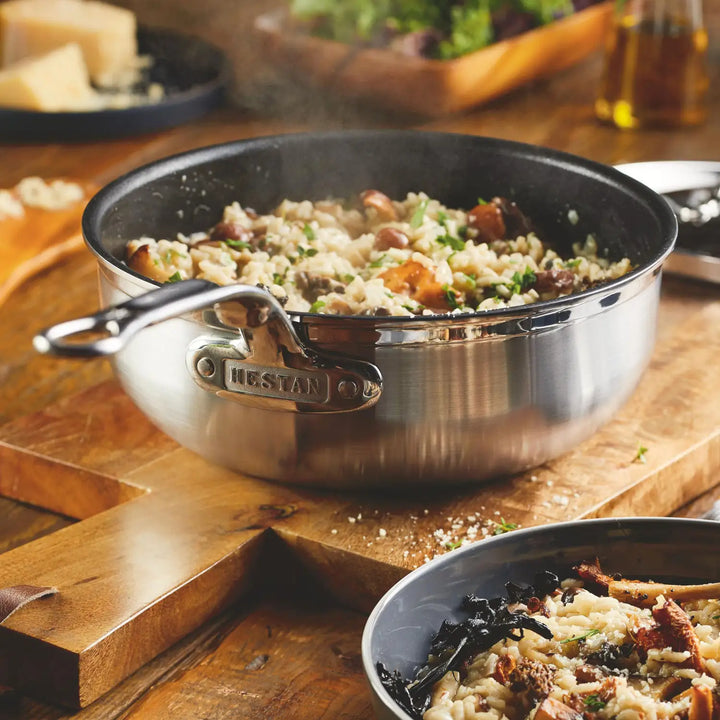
[0,42,95,111]
[0,0,137,86]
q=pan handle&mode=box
[33,280,382,414]
[34,280,229,357]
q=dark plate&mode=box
[0,27,228,143]
[362,517,720,720]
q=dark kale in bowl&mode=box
[377,570,560,719]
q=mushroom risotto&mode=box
[378,561,720,720]
[125,191,632,316]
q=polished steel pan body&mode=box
[35,132,676,488]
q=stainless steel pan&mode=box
[34,131,676,488]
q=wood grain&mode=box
[0,183,94,307]
[3,289,720,705]
[0,5,718,715]
[0,499,72,556]
[0,596,371,720]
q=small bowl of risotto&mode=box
[362,517,720,720]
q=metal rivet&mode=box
[196,357,215,378]
[337,379,359,399]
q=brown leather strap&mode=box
[0,585,57,623]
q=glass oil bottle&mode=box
[595,0,708,128]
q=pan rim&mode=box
[83,130,678,324]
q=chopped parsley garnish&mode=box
[444,540,462,551]
[272,271,287,285]
[584,695,606,712]
[441,284,460,310]
[166,271,182,283]
[163,249,188,263]
[634,444,649,464]
[463,272,477,289]
[437,232,465,252]
[302,223,316,241]
[410,199,429,228]
[224,238,251,250]
[297,245,318,258]
[712,614,720,619]
[436,210,448,226]
[560,629,600,644]
[477,197,488,205]
[458,225,468,239]
[340,273,356,283]
[565,258,582,268]
[509,267,537,295]
[492,518,518,535]
[308,300,326,313]
[369,254,388,268]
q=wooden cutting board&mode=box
[2,193,720,708]
[1,292,720,708]
[0,180,93,306]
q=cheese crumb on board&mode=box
[0,42,95,111]
[0,189,24,219]
[0,177,84,219]
[0,0,137,87]
[16,177,84,210]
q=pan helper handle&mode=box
[34,280,382,413]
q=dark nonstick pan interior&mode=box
[85,131,676,295]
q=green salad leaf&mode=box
[291,0,586,60]
[438,0,493,59]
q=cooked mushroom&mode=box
[126,244,174,283]
[491,196,534,237]
[633,600,704,674]
[576,559,720,608]
[493,654,516,683]
[374,227,410,251]
[655,677,692,702]
[468,202,506,243]
[574,665,605,684]
[689,685,715,720]
[508,657,555,704]
[527,596,550,617]
[294,272,344,302]
[610,580,720,608]
[574,559,613,590]
[209,221,252,244]
[652,599,705,673]
[360,189,397,222]
[534,269,575,294]
[534,696,583,720]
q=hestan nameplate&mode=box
[224,360,329,403]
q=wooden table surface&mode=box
[1,16,720,718]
